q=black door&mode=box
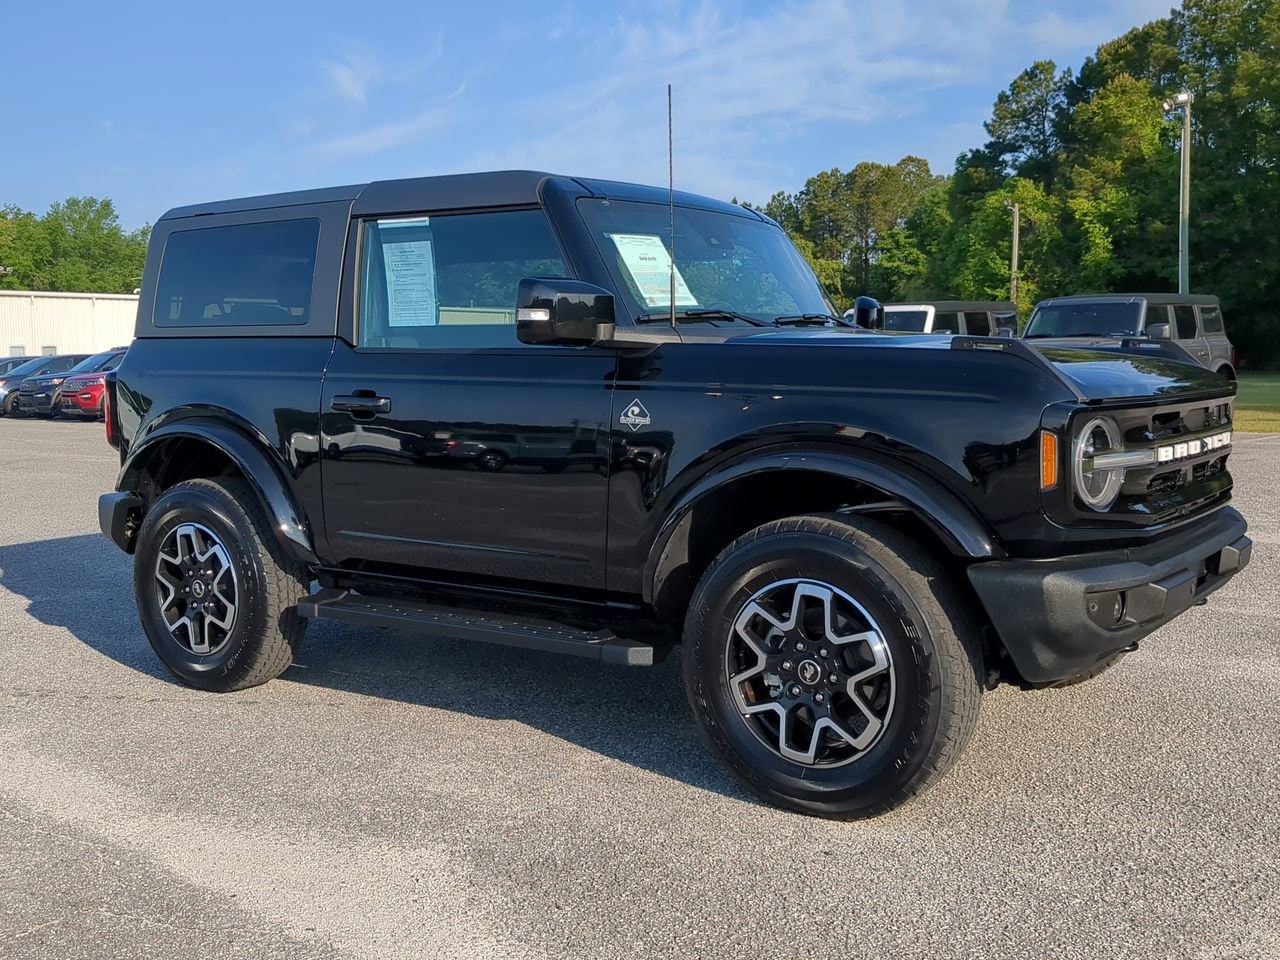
[319,208,616,590]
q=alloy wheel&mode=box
[725,579,895,767]
[153,522,238,656]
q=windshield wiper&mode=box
[772,313,853,328]
[636,308,768,327]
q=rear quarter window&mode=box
[155,219,320,327]
[932,312,960,333]
[1200,305,1225,334]
[1172,304,1198,340]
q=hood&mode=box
[1029,343,1229,401]
[729,328,1232,403]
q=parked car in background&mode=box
[14,348,124,417]
[1023,294,1236,378]
[876,301,1017,335]
[58,363,124,419]
[0,354,89,416]
[0,356,36,377]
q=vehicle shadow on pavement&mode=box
[0,534,746,802]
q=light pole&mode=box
[1003,199,1020,305]
[1164,89,1194,294]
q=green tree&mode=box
[0,197,148,294]
[985,60,1073,190]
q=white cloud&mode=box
[298,0,1181,198]
[463,0,1015,198]
[322,53,381,106]
[307,96,459,159]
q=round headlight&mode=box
[1073,416,1125,511]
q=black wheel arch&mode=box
[643,449,1002,621]
[115,418,318,565]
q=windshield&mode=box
[883,309,929,332]
[1024,302,1142,338]
[2,356,58,379]
[66,350,122,375]
[577,199,833,322]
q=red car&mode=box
[56,370,112,419]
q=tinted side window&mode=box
[156,219,319,327]
[1172,304,1198,340]
[358,209,567,349]
[964,311,991,336]
[932,312,960,333]
[1200,305,1225,334]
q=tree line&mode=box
[743,0,1279,367]
[0,198,149,295]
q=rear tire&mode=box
[683,514,984,819]
[132,477,310,691]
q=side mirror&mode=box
[996,326,1015,338]
[852,295,883,330]
[516,278,615,345]
[1146,321,1171,340]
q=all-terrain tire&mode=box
[132,477,309,691]
[683,513,984,819]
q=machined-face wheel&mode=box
[725,578,895,767]
[153,522,238,656]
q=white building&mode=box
[0,290,138,357]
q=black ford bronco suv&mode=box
[99,171,1251,818]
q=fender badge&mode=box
[620,399,651,432]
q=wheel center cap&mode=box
[191,580,206,599]
[796,659,822,685]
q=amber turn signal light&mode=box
[1040,429,1059,490]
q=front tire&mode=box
[132,478,309,691]
[683,514,984,819]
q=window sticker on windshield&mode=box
[606,233,698,309]
[378,218,438,326]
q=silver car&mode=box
[1023,294,1237,379]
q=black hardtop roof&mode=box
[1036,292,1220,307]
[885,300,1016,312]
[158,170,766,222]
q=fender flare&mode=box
[643,449,1001,607]
[118,418,318,565]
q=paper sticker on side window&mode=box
[378,217,438,327]
[606,233,699,309]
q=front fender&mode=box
[118,418,317,564]
[643,448,1002,606]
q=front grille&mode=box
[1131,400,1231,444]
[1103,396,1234,521]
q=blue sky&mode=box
[3,0,1175,228]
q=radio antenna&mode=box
[668,83,676,329]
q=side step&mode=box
[297,589,658,666]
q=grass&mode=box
[1235,373,1280,433]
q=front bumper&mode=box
[16,391,55,414]
[59,388,102,415]
[969,507,1251,684]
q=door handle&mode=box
[332,394,392,415]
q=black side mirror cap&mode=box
[517,278,616,345]
[852,295,883,330]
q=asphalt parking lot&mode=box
[1,419,1276,960]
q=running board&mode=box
[297,589,658,666]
